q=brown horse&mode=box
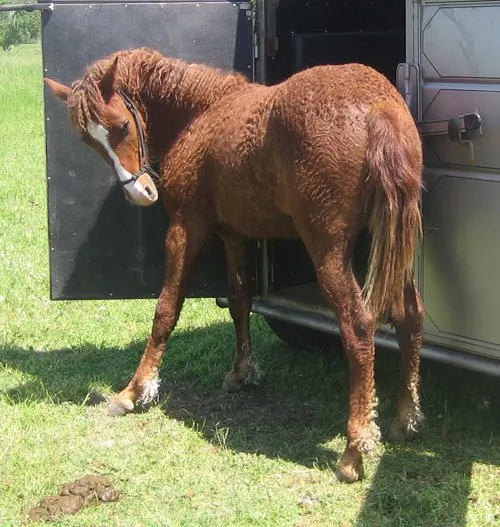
[45,47,424,483]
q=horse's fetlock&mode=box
[241,359,260,384]
[349,421,381,455]
[138,376,161,406]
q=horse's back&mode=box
[277,63,404,110]
[205,85,298,237]
[271,64,408,143]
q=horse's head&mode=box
[44,57,158,207]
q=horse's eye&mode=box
[121,120,130,136]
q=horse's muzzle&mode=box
[123,172,159,207]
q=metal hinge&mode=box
[0,2,53,11]
[419,110,483,161]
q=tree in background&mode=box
[0,0,40,50]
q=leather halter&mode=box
[116,88,160,187]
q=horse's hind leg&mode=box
[306,238,380,483]
[388,281,425,442]
[108,221,209,416]
[221,237,260,393]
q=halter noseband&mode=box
[116,88,160,187]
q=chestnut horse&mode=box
[45,48,424,483]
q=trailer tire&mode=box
[264,316,342,353]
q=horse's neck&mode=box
[141,58,245,115]
[136,58,246,155]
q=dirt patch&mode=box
[28,475,119,522]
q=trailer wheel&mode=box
[264,316,342,353]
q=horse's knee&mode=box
[151,304,178,343]
[228,295,249,325]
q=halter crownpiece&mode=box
[116,88,160,187]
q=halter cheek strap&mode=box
[116,88,160,186]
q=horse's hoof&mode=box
[222,365,260,394]
[221,374,244,393]
[388,419,418,444]
[336,449,364,484]
[335,460,364,484]
[108,397,134,417]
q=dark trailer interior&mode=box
[267,0,405,86]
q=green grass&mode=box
[0,43,499,527]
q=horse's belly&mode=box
[212,163,296,239]
[217,201,297,240]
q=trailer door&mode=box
[399,0,500,360]
[42,0,254,300]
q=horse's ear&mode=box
[99,57,119,101]
[44,78,71,101]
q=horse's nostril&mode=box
[145,186,155,199]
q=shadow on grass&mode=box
[1,318,499,526]
[0,317,345,469]
[356,359,500,527]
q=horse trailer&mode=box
[3,0,500,376]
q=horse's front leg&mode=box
[109,221,209,416]
[221,238,260,393]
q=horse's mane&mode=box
[68,48,248,130]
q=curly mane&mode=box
[67,48,248,131]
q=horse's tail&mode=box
[362,101,423,321]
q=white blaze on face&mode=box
[86,121,157,204]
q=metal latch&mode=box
[418,110,483,161]
[396,62,421,120]
[0,3,53,12]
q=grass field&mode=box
[0,43,499,527]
